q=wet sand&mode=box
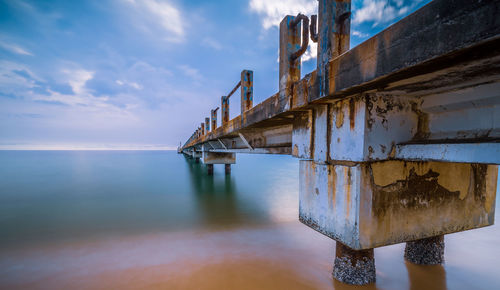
[1,220,499,290]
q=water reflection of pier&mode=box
[183,155,268,229]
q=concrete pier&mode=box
[225,164,231,175]
[333,243,375,285]
[405,235,445,265]
[179,0,500,285]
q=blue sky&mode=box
[0,0,430,149]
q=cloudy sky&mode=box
[0,0,430,149]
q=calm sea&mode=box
[0,150,499,289]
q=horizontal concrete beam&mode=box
[208,147,291,155]
[396,143,500,164]
[299,160,498,250]
[202,151,236,164]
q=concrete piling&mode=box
[405,235,445,265]
[333,242,375,285]
[225,164,231,175]
[207,164,214,175]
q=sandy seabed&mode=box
[1,221,499,290]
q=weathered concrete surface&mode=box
[299,160,498,250]
[333,242,375,285]
[322,0,500,101]
[405,235,445,265]
[202,151,236,165]
[279,15,302,98]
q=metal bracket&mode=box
[310,14,318,43]
[238,133,253,150]
[218,138,227,149]
[290,14,310,61]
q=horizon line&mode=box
[0,145,178,151]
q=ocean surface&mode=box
[0,150,499,289]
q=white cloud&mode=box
[122,0,185,43]
[353,0,419,26]
[116,79,143,90]
[0,41,33,56]
[249,0,317,30]
[202,37,222,51]
[249,0,318,62]
[178,65,202,82]
[63,69,94,95]
[352,29,369,38]
[301,41,316,63]
[129,82,142,90]
[0,61,41,95]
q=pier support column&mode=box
[207,164,214,175]
[405,235,445,265]
[334,243,375,285]
[195,157,200,163]
[202,151,235,176]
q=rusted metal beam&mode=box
[227,81,241,100]
[205,117,210,133]
[317,0,351,98]
[279,15,302,97]
[221,95,229,126]
[211,107,219,132]
[241,70,253,115]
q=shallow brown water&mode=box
[2,221,500,289]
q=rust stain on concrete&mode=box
[328,167,337,209]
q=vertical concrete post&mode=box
[211,108,218,132]
[201,123,205,135]
[225,164,231,175]
[317,0,351,97]
[207,164,214,175]
[334,242,375,285]
[205,117,210,133]
[279,15,301,97]
[241,70,253,114]
[221,96,229,126]
[405,235,445,265]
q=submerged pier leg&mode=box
[207,164,214,175]
[405,235,445,265]
[225,164,231,175]
[334,243,376,285]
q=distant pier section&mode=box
[180,0,500,285]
